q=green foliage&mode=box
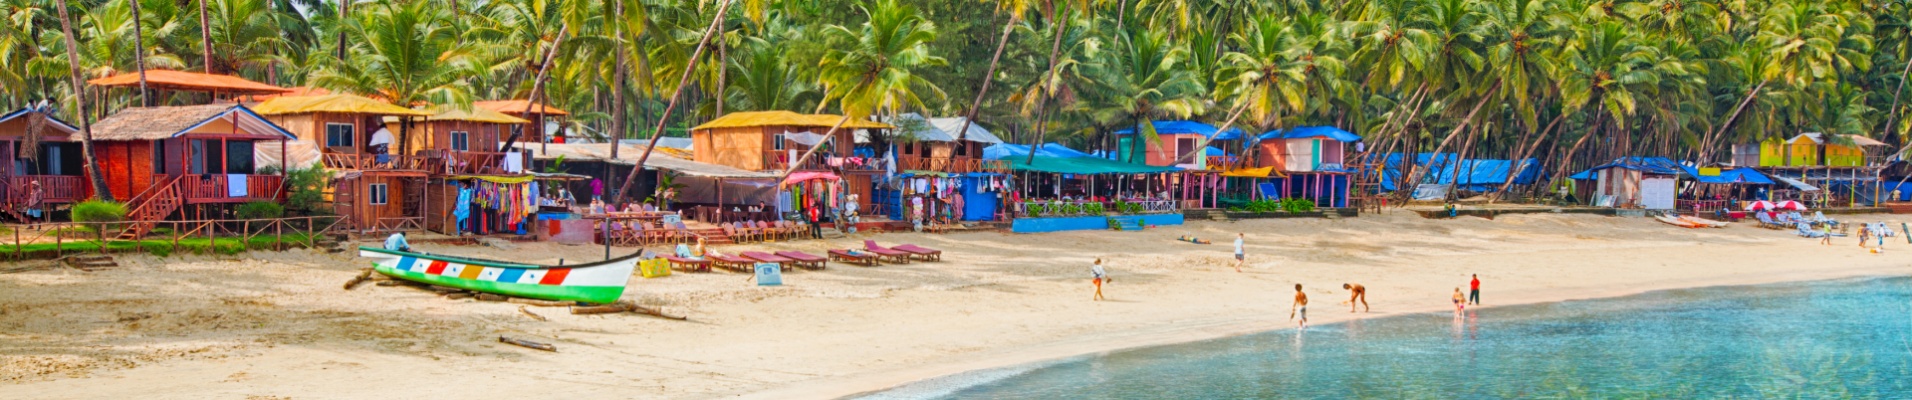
[1280,198,1315,213]
[71,201,125,223]
[282,167,329,215]
[0,233,316,258]
[236,201,285,219]
[1230,198,1314,213]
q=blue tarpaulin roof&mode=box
[1112,120,1245,140]
[983,142,1093,160]
[1003,155,1180,174]
[1205,146,1229,156]
[1568,157,1774,185]
[1257,126,1361,142]
[1380,153,1543,192]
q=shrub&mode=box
[1280,198,1315,213]
[236,201,285,219]
[279,167,329,215]
[72,200,126,223]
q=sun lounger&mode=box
[741,251,797,271]
[859,241,914,264]
[890,243,943,262]
[828,249,880,266]
[773,251,828,270]
[706,254,757,272]
[660,255,711,273]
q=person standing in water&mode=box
[1452,288,1467,316]
[1233,233,1246,272]
[1290,284,1309,328]
[1343,283,1368,313]
[1091,258,1108,301]
[1469,274,1481,305]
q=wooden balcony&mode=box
[899,156,1002,174]
[179,174,284,203]
[4,175,86,206]
[763,150,830,172]
[437,151,511,175]
[320,153,432,172]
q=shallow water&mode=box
[868,277,1912,399]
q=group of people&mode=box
[1093,231,1487,330]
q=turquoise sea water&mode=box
[868,277,1912,399]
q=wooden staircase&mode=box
[116,176,185,240]
[688,228,732,245]
[63,255,119,271]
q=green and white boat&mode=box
[360,246,640,304]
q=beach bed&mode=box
[773,251,829,270]
[741,251,797,271]
[828,249,880,266]
[660,255,711,273]
[858,242,914,264]
[707,254,757,272]
[890,243,943,262]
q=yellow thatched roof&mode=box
[251,94,432,116]
[427,106,531,124]
[691,111,894,131]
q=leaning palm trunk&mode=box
[1170,102,1249,165]
[130,0,150,106]
[955,19,1018,143]
[1399,81,1500,203]
[498,24,569,151]
[1699,79,1767,163]
[1489,110,1568,202]
[607,0,630,190]
[1024,3,1069,166]
[53,0,114,201]
[613,0,734,203]
[199,0,213,73]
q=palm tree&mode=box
[1079,25,1205,163]
[311,0,479,155]
[51,0,115,201]
[954,0,1036,143]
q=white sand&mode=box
[1,212,1906,399]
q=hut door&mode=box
[334,180,357,228]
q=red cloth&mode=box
[1470,278,1480,290]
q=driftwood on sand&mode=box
[508,298,575,307]
[518,306,548,321]
[498,336,556,352]
[569,301,688,320]
[342,269,374,290]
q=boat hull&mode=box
[360,247,636,304]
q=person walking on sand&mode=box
[1091,258,1108,301]
[1290,284,1309,328]
[1233,233,1246,272]
[1343,283,1368,313]
[1469,274,1481,305]
[1859,225,1872,248]
[1821,224,1834,245]
[1452,288,1466,316]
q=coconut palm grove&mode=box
[4,0,1912,203]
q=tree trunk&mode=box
[1882,57,1912,146]
[607,0,629,191]
[336,0,349,61]
[129,0,150,107]
[613,0,734,203]
[1172,102,1249,164]
[1024,4,1069,165]
[715,25,726,118]
[199,0,213,73]
[54,0,114,201]
[1402,80,1501,200]
[499,24,569,151]
[1489,109,1567,202]
[1701,79,1767,163]
[956,18,1018,143]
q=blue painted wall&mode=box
[1011,213,1185,233]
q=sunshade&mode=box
[87,70,291,95]
[1220,167,1276,178]
[369,127,394,146]
[427,105,531,124]
[474,99,570,116]
[251,94,431,116]
[782,171,840,186]
[1774,200,1808,211]
[1004,155,1179,174]
[1744,201,1777,211]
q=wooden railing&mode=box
[7,175,85,205]
[898,156,992,173]
[439,151,509,175]
[179,174,285,203]
[320,153,431,171]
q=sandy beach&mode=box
[2,212,1907,399]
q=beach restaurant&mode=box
[1570,157,1773,211]
[980,142,1193,232]
[1379,153,1542,201]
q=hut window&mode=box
[151,141,166,174]
[190,140,225,174]
[368,183,389,205]
[325,123,356,148]
[226,141,255,174]
[772,133,785,150]
[450,131,470,151]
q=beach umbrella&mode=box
[1743,201,1776,211]
[1775,200,1806,210]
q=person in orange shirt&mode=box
[1469,274,1481,305]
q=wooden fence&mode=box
[2,215,349,261]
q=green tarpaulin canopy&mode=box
[1005,156,1179,174]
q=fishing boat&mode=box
[359,246,641,304]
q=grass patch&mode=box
[0,233,317,258]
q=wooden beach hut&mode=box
[416,106,530,175]
[690,111,894,172]
[0,107,86,220]
[253,94,435,232]
[475,100,569,144]
[89,104,297,236]
[882,113,1005,173]
[1112,121,1245,168]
